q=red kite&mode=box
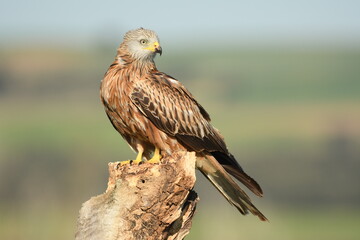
[100,28,266,221]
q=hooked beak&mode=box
[154,41,162,56]
[146,41,162,56]
[155,46,162,56]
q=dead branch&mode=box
[75,151,199,240]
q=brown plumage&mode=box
[100,28,267,221]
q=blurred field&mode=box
[0,46,359,239]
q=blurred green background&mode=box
[1,1,360,239]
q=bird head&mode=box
[120,28,162,61]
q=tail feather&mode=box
[222,165,263,197]
[211,151,263,197]
[197,154,267,221]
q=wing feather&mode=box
[130,72,226,153]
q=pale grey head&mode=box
[119,28,162,61]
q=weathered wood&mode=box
[75,151,199,240]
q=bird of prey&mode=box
[100,28,267,221]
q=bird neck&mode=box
[115,53,157,74]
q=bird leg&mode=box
[120,149,143,165]
[147,147,161,164]
[132,149,143,164]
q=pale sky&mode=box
[1,0,360,47]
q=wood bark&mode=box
[75,151,199,240]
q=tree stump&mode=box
[75,151,199,240]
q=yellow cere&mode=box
[145,41,160,52]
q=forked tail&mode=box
[196,154,267,221]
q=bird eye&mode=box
[139,39,148,45]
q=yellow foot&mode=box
[147,147,161,164]
[120,149,143,165]
[131,150,143,164]
[120,160,131,166]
